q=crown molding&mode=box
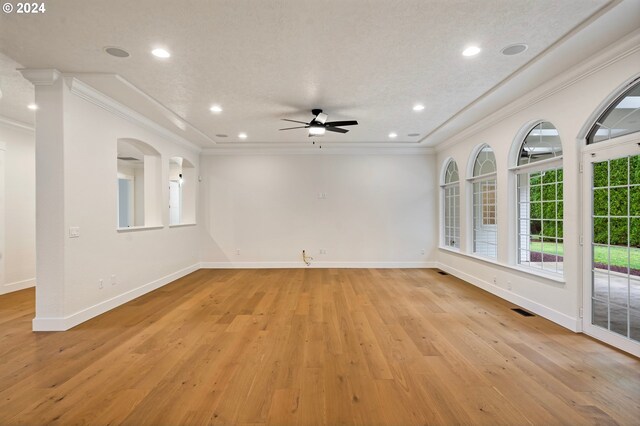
[434,29,640,153]
[64,76,202,154]
[18,68,61,86]
[0,115,35,132]
[110,74,216,147]
[201,145,435,156]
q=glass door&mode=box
[0,145,5,290]
[583,140,640,356]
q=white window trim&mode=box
[438,246,566,284]
[468,172,498,259]
[468,171,497,183]
[169,223,197,228]
[116,225,164,232]
[441,180,461,249]
[508,155,563,173]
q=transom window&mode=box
[441,160,460,249]
[513,122,563,274]
[587,78,640,144]
[470,145,497,259]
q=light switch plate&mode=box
[69,227,80,238]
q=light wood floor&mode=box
[1,269,639,425]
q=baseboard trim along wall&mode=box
[32,264,200,331]
[1,278,36,295]
[200,261,438,269]
[435,262,580,332]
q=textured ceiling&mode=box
[0,53,35,124]
[0,0,626,147]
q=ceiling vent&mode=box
[501,43,528,56]
[104,47,130,58]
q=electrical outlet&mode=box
[493,277,497,285]
[421,249,425,255]
[236,249,241,256]
[507,281,512,290]
[111,275,117,286]
[98,279,103,289]
[69,227,80,238]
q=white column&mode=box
[0,143,5,290]
[143,154,162,226]
[20,69,66,329]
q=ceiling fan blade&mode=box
[279,126,308,131]
[326,127,349,133]
[325,120,358,127]
[281,118,309,125]
[315,113,328,124]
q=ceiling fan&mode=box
[279,109,358,136]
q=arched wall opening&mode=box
[169,156,196,225]
[116,138,162,228]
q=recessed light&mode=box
[501,43,528,56]
[104,47,130,58]
[215,134,228,138]
[388,132,398,138]
[413,104,425,111]
[27,104,38,110]
[238,133,247,139]
[408,133,420,137]
[210,105,223,113]
[151,48,171,58]
[462,46,481,57]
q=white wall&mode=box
[435,36,640,331]
[26,75,202,330]
[200,153,437,267]
[0,120,35,295]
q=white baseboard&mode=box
[200,261,437,269]
[32,263,200,331]
[0,278,36,295]
[435,262,580,332]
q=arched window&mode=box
[587,78,640,144]
[117,138,162,229]
[169,157,196,226]
[512,122,563,274]
[469,145,497,259]
[441,159,460,249]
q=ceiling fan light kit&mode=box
[309,126,326,135]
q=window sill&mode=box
[169,223,197,228]
[438,246,461,255]
[508,264,565,284]
[438,247,566,284]
[117,225,164,233]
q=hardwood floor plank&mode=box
[0,268,638,425]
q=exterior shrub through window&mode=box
[514,122,563,274]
